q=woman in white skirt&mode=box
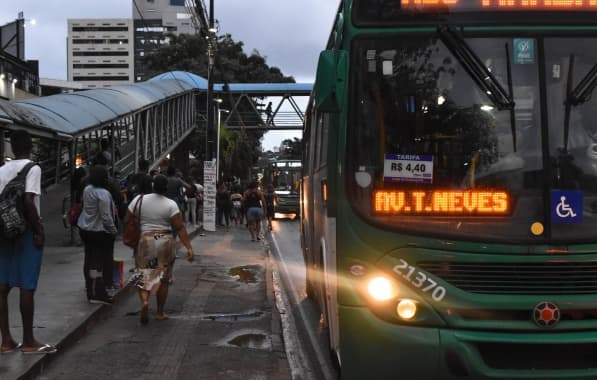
[125,174,194,324]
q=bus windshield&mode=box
[347,32,597,243]
[266,160,301,194]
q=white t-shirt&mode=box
[128,193,180,233]
[0,159,42,213]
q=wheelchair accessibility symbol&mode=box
[551,191,582,223]
[556,196,576,218]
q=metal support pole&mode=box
[206,0,215,161]
[216,102,220,181]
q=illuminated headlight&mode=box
[396,299,417,320]
[367,276,396,301]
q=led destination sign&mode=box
[374,190,510,215]
[400,0,597,11]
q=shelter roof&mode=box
[150,70,313,95]
[1,71,313,139]
[9,79,194,137]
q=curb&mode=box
[17,225,203,380]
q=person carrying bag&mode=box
[123,195,143,248]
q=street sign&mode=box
[203,160,217,232]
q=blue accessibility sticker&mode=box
[551,190,582,223]
[514,38,535,64]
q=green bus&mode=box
[264,159,301,216]
[301,1,597,378]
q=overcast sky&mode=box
[0,0,338,150]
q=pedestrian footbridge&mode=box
[0,71,312,189]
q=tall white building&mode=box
[133,0,199,82]
[67,19,135,88]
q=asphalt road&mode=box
[268,216,339,380]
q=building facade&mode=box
[133,0,199,82]
[67,19,135,88]
[0,16,40,100]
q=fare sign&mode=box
[401,0,597,11]
[374,190,510,215]
[384,154,433,183]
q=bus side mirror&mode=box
[314,50,347,113]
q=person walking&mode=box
[264,184,277,231]
[195,181,204,225]
[126,174,194,324]
[216,182,231,227]
[185,176,200,226]
[75,165,125,289]
[165,165,191,210]
[126,159,153,203]
[230,186,243,226]
[0,129,57,355]
[77,165,118,304]
[243,181,267,241]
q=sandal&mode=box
[0,342,22,354]
[21,344,57,355]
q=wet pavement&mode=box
[1,182,291,380]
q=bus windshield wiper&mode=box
[566,58,597,106]
[563,54,597,151]
[438,26,515,111]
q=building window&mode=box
[73,76,130,81]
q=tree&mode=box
[142,33,295,181]
[278,137,302,159]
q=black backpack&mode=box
[0,162,36,240]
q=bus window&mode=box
[317,113,329,169]
[346,32,597,243]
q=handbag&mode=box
[123,195,143,248]
[68,203,82,226]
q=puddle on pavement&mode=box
[228,333,270,349]
[214,329,271,350]
[228,266,261,284]
[202,310,264,322]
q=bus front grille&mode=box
[418,261,597,294]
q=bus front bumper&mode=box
[340,305,597,380]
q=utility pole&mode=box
[203,0,217,233]
[205,0,215,161]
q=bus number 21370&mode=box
[393,259,446,301]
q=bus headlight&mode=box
[396,299,418,320]
[367,276,396,301]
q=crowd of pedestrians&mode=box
[213,180,276,242]
[0,130,276,347]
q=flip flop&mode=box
[0,342,22,354]
[21,344,57,355]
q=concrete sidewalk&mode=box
[0,183,290,380]
[2,232,136,379]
